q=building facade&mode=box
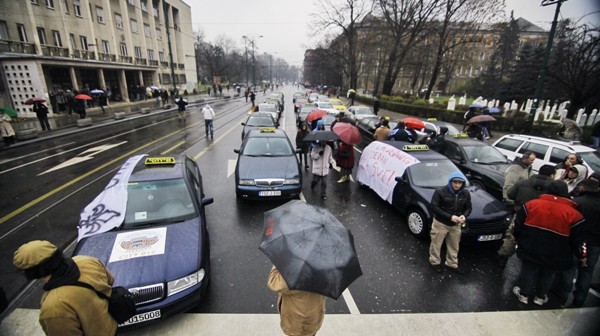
[0,0,196,117]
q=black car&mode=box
[234,128,302,199]
[356,116,397,142]
[434,136,511,200]
[356,141,510,242]
[241,112,278,140]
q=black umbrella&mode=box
[302,130,339,142]
[259,200,362,300]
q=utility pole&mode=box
[242,36,249,87]
[528,0,568,128]
[242,35,262,88]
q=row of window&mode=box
[31,0,160,19]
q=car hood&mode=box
[74,218,203,287]
[238,156,299,179]
[470,162,510,182]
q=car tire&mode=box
[406,208,430,240]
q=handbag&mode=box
[71,281,137,324]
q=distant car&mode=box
[294,97,308,113]
[234,128,302,199]
[435,136,511,200]
[308,92,319,103]
[347,105,376,121]
[269,93,284,111]
[356,142,510,241]
[292,91,306,103]
[241,112,278,140]
[356,116,397,142]
[322,115,336,129]
[74,155,214,328]
[328,98,347,113]
[257,103,280,121]
[313,101,338,115]
[297,105,318,126]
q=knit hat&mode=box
[546,180,569,198]
[13,240,58,270]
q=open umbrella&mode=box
[303,130,339,142]
[24,97,46,105]
[259,200,362,300]
[90,89,104,94]
[332,122,362,145]
[487,107,501,113]
[467,115,496,124]
[0,107,17,117]
[306,109,327,122]
[402,117,425,129]
[74,94,93,100]
[469,103,484,108]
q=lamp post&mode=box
[242,35,262,88]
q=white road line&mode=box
[342,288,361,314]
[0,141,75,165]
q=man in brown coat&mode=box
[13,240,117,336]
[268,266,326,336]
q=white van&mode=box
[492,134,600,174]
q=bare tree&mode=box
[215,35,238,83]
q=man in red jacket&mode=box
[512,180,586,306]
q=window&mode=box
[479,52,485,61]
[140,0,147,12]
[96,6,104,23]
[46,0,55,8]
[153,6,159,17]
[102,40,109,53]
[518,142,549,160]
[69,33,75,49]
[134,46,142,58]
[52,30,62,47]
[159,51,164,62]
[130,19,138,33]
[550,148,570,165]
[147,49,154,60]
[468,66,473,77]
[127,0,135,5]
[156,28,161,40]
[114,13,123,29]
[79,35,88,50]
[475,66,481,76]
[61,0,69,14]
[495,138,523,152]
[17,24,27,42]
[120,43,127,56]
[0,21,8,40]
[144,24,151,37]
[31,0,39,5]
[73,0,81,17]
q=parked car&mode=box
[241,112,278,140]
[328,98,347,113]
[74,155,214,328]
[257,103,280,121]
[347,105,376,121]
[297,105,318,126]
[356,142,510,241]
[492,134,600,174]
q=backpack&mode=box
[71,281,137,324]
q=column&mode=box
[119,70,130,103]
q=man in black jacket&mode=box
[429,172,472,274]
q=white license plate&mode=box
[259,190,281,196]
[119,309,161,327]
[478,234,503,242]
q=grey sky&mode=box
[190,0,599,67]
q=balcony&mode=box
[160,61,169,68]
[72,49,96,60]
[0,40,37,54]
[177,63,184,69]
[98,53,117,62]
[40,45,70,57]
[135,57,148,65]
[119,55,133,63]
[149,59,159,66]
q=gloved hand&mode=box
[319,150,324,156]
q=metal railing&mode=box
[0,40,37,54]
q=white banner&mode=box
[78,154,147,241]
[356,142,420,203]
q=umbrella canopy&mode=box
[468,103,484,108]
[23,97,46,105]
[150,86,159,90]
[90,89,104,94]
[487,107,501,113]
[0,107,17,117]
[306,109,327,122]
[303,130,339,142]
[402,117,425,129]
[347,89,356,93]
[467,115,496,124]
[332,122,362,145]
[259,200,362,300]
[74,94,93,100]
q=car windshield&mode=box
[322,115,335,126]
[355,107,373,115]
[124,178,196,227]
[463,145,508,164]
[318,103,334,108]
[259,105,277,112]
[246,116,274,127]
[301,106,317,113]
[580,151,600,173]
[408,159,466,188]
[242,137,293,157]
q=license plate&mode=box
[119,309,161,327]
[259,190,281,196]
[478,234,503,241]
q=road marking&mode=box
[39,142,127,175]
[342,288,361,314]
[0,142,75,165]
[163,141,185,154]
[193,116,245,161]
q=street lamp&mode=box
[242,35,263,88]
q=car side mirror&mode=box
[241,122,246,126]
[234,149,240,154]
[201,197,214,206]
[394,176,405,184]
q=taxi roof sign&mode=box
[145,157,176,165]
[453,133,469,138]
[259,127,277,133]
[426,118,437,121]
[402,144,429,151]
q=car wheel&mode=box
[470,180,486,190]
[406,209,430,240]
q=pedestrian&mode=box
[12,240,117,335]
[310,140,333,200]
[250,90,256,107]
[335,141,354,183]
[295,122,310,170]
[213,83,217,96]
[555,164,587,195]
[202,103,215,139]
[347,89,356,106]
[374,119,391,141]
[244,88,249,102]
[502,152,536,207]
[98,93,107,114]
[373,96,380,116]
[512,180,586,306]
[462,107,476,132]
[161,90,169,106]
[218,84,223,96]
[207,87,211,97]
[267,265,326,336]
[429,172,472,274]
[33,102,51,131]
[0,110,16,147]
[427,126,449,150]
[555,153,583,172]
[176,97,188,121]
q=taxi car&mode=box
[356,142,509,241]
[356,116,397,142]
[257,103,280,121]
[241,112,278,140]
[74,155,214,328]
[328,98,347,113]
[234,128,302,199]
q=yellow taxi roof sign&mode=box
[402,144,429,151]
[145,157,176,165]
[260,127,277,133]
[453,133,469,138]
[427,118,437,121]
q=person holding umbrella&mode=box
[33,101,51,131]
[335,141,354,183]
[310,139,333,200]
[295,122,311,170]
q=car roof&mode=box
[499,134,594,152]
[444,136,489,146]
[246,128,288,138]
[130,154,187,182]
[248,112,274,118]
[380,141,448,160]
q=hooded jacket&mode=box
[555,164,587,194]
[39,256,117,336]
[431,172,472,226]
[202,104,215,120]
[503,157,532,200]
[507,174,552,208]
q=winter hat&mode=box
[546,180,569,198]
[14,240,64,279]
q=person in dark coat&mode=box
[176,97,188,121]
[373,96,380,116]
[250,90,256,107]
[335,141,355,183]
[74,98,86,119]
[33,102,51,131]
[427,126,449,150]
[462,107,476,132]
[512,180,586,306]
[295,122,310,170]
[97,93,107,114]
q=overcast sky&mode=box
[189,0,599,67]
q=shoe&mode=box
[448,266,464,275]
[321,193,327,200]
[430,263,443,273]
[337,176,348,183]
[513,286,528,304]
[533,296,549,306]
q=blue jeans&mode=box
[205,119,214,137]
[517,259,556,298]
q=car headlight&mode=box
[284,178,300,184]
[238,179,256,185]
[167,269,205,296]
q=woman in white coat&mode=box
[310,141,333,200]
[0,111,15,147]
